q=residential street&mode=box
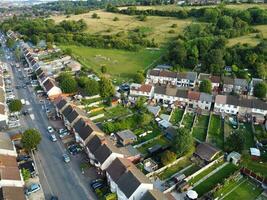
[1,40,97,200]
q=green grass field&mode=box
[208,114,224,149]
[194,163,238,197]
[170,108,184,125]
[215,178,262,200]
[182,113,195,130]
[242,154,267,179]
[192,115,209,141]
[137,136,169,155]
[60,45,162,82]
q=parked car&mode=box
[68,144,83,155]
[91,182,104,190]
[17,155,31,162]
[47,126,54,133]
[58,129,70,138]
[90,179,104,186]
[25,183,41,196]
[50,134,57,142]
[63,154,70,163]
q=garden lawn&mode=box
[170,108,184,125]
[182,113,195,130]
[157,157,192,180]
[241,154,267,179]
[208,114,224,149]
[189,160,224,185]
[194,163,238,197]
[60,45,162,82]
[237,123,254,150]
[214,178,262,200]
[254,124,267,141]
[192,115,209,141]
[136,136,169,155]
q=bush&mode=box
[161,150,177,166]
[113,17,119,21]
[8,99,23,112]
[92,13,98,19]
[22,168,31,182]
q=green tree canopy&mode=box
[138,113,152,127]
[21,168,31,182]
[161,150,177,166]
[84,79,99,96]
[174,128,193,156]
[224,132,244,153]
[99,77,115,98]
[253,82,267,99]
[199,79,212,94]
[133,72,145,84]
[8,99,23,112]
[21,129,42,152]
[58,72,78,94]
[101,65,107,74]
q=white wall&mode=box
[101,153,124,170]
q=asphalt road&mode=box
[1,39,96,200]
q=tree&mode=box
[217,16,234,29]
[6,38,15,49]
[138,113,152,127]
[253,82,267,99]
[21,168,31,182]
[161,150,177,166]
[174,128,193,156]
[99,77,115,98]
[63,48,72,56]
[205,49,225,75]
[92,13,98,19]
[84,79,99,96]
[113,17,119,21]
[224,132,244,153]
[21,129,42,152]
[8,99,23,112]
[133,72,145,84]
[199,79,212,94]
[58,72,78,94]
[135,97,146,111]
[31,35,40,45]
[101,65,107,74]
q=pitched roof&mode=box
[251,99,267,110]
[200,93,213,102]
[154,85,166,95]
[223,77,234,85]
[65,110,80,124]
[141,190,168,200]
[106,157,132,182]
[0,104,5,115]
[56,99,68,110]
[176,89,188,98]
[149,69,160,76]
[226,95,239,106]
[62,105,73,118]
[0,155,21,180]
[188,91,200,101]
[0,132,14,151]
[195,143,220,162]
[116,130,137,141]
[234,78,248,87]
[73,118,92,141]
[86,135,103,154]
[159,70,177,78]
[215,95,227,104]
[198,73,210,81]
[131,84,153,93]
[94,140,121,164]
[43,78,55,92]
[177,72,197,81]
[0,187,25,200]
[117,169,151,198]
[166,86,177,96]
[210,76,221,84]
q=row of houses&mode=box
[0,63,8,127]
[55,98,172,200]
[130,83,267,122]
[20,43,63,100]
[146,69,264,96]
[0,132,25,200]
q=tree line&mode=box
[0,17,158,51]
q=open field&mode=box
[122,4,267,11]
[215,178,262,200]
[60,45,162,82]
[194,163,238,197]
[52,10,192,44]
